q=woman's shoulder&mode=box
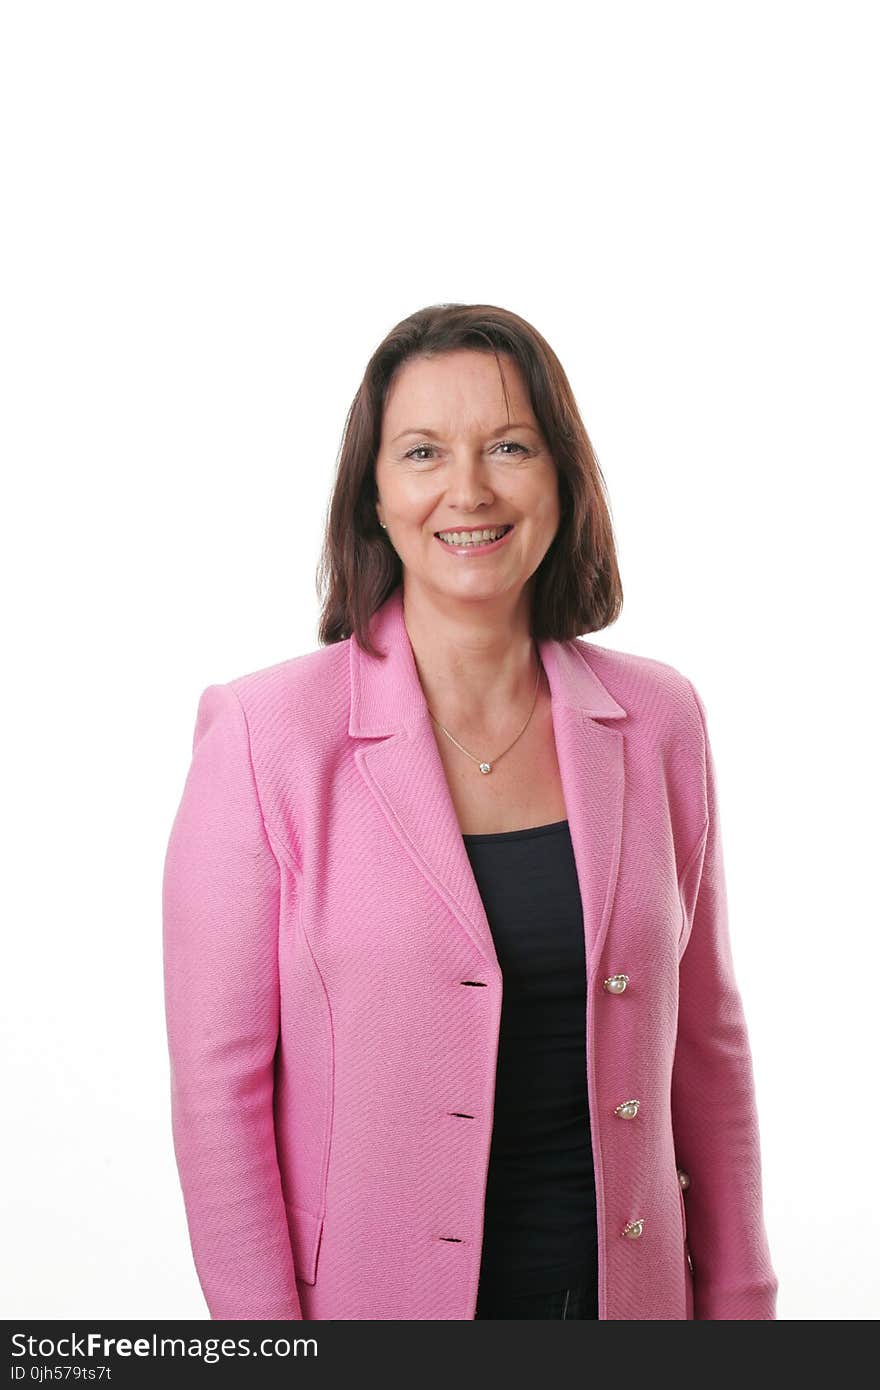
[226,637,348,691]
[572,635,707,748]
[218,638,353,745]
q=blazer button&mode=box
[603,973,629,994]
[677,1167,690,1190]
[622,1218,645,1239]
[614,1098,640,1119]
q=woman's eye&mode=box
[404,440,528,461]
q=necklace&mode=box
[426,654,543,774]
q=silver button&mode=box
[614,1098,641,1119]
[622,1218,645,1239]
[686,1249,694,1273]
[603,973,629,994]
[677,1167,690,1190]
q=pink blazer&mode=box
[162,584,778,1320]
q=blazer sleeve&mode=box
[162,682,303,1320]
[671,680,779,1320]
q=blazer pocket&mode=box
[285,1202,325,1286]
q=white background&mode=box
[2,1,877,1321]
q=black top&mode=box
[462,818,598,1296]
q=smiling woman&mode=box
[164,302,778,1321]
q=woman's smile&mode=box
[434,523,516,556]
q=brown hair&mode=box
[316,302,623,658]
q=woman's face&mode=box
[374,350,560,610]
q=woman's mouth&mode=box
[434,523,515,556]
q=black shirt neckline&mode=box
[461,818,569,844]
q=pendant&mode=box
[479,762,492,774]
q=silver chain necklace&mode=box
[426,655,543,774]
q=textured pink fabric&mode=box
[162,584,778,1320]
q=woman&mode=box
[162,303,778,1321]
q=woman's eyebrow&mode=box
[391,422,537,443]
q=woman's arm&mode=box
[671,680,779,1320]
[162,683,302,1320]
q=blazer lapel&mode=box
[349,586,627,973]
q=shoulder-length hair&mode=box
[316,302,623,658]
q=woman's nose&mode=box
[442,455,495,507]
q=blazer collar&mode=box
[349,584,626,737]
[347,585,628,972]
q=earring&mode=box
[379,522,387,529]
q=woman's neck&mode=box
[401,583,541,730]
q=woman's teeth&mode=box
[435,525,512,547]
